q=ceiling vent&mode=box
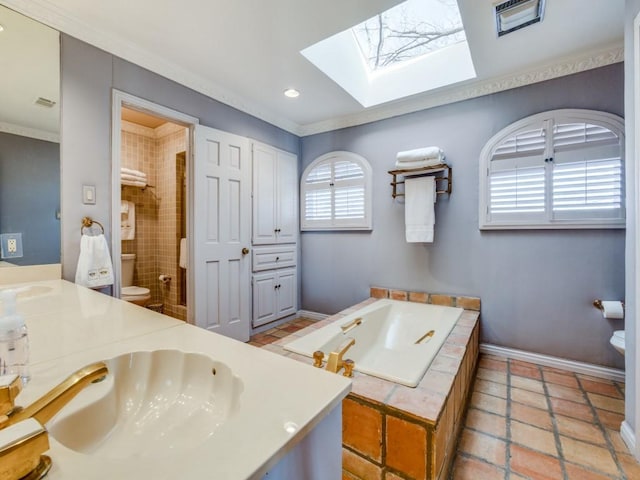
[34,97,56,108]
[495,0,545,37]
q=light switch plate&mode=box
[83,185,96,205]
[0,233,23,259]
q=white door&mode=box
[252,143,278,244]
[193,125,251,341]
[252,271,277,327]
[276,151,299,244]
[276,268,297,318]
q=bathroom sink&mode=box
[47,350,243,458]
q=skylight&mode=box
[301,0,476,108]
[352,0,467,72]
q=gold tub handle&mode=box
[415,330,435,345]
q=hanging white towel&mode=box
[75,234,114,288]
[179,238,188,269]
[120,200,129,214]
[121,201,135,240]
[405,176,436,243]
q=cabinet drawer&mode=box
[252,245,297,272]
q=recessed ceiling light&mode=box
[0,24,5,33]
[284,88,300,98]
[495,0,545,37]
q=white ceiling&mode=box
[0,0,625,137]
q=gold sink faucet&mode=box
[1,361,108,430]
[325,338,356,375]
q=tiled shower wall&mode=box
[121,129,159,302]
[120,122,187,321]
[156,127,187,321]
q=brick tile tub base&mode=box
[267,287,480,480]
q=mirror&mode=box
[0,5,60,266]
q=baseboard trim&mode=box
[297,310,330,321]
[480,343,625,382]
[621,421,637,456]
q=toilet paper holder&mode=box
[593,299,625,311]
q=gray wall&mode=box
[0,132,60,265]
[624,0,640,450]
[60,34,299,280]
[301,63,625,369]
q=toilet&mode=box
[121,253,151,306]
[609,330,625,356]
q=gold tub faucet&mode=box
[326,338,356,374]
[1,361,108,430]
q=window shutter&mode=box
[479,109,624,229]
[489,165,546,215]
[301,152,372,230]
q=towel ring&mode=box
[81,217,105,237]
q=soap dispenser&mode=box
[0,289,29,384]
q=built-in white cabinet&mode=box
[251,142,298,328]
[252,267,297,327]
[252,142,298,244]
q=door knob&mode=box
[242,247,249,255]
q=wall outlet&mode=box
[0,233,23,259]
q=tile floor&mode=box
[249,319,639,480]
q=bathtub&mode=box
[284,299,463,387]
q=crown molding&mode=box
[121,120,154,138]
[154,122,185,139]
[298,43,624,137]
[0,0,302,136]
[121,119,186,139]
[0,121,59,143]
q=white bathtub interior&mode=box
[284,299,463,387]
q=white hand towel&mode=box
[121,167,147,178]
[396,147,445,169]
[179,238,188,269]
[121,179,147,188]
[405,176,436,243]
[396,147,444,163]
[395,158,446,170]
[120,200,129,214]
[121,172,147,181]
[121,201,135,240]
[75,234,114,288]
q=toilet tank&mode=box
[121,253,136,287]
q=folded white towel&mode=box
[396,147,444,163]
[121,179,147,188]
[405,177,436,243]
[121,167,147,178]
[395,158,445,170]
[121,173,147,182]
[179,238,188,269]
[75,234,114,288]
[121,201,135,240]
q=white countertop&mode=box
[2,279,351,479]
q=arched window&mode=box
[301,151,372,230]
[479,109,625,229]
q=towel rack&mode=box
[388,164,452,199]
[81,217,105,237]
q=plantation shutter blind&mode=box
[552,123,623,219]
[302,152,372,230]
[488,126,547,221]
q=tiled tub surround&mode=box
[262,287,480,480]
